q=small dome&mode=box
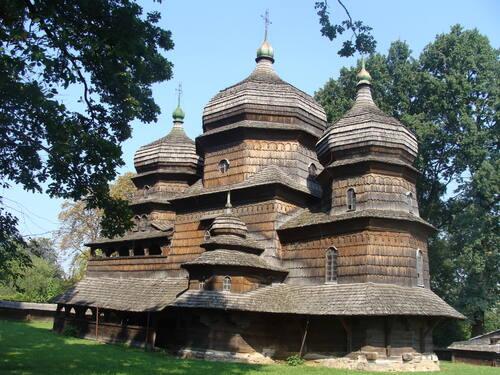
[256,40,274,62]
[316,64,418,167]
[134,106,202,174]
[209,192,248,238]
[210,213,248,238]
[172,105,185,121]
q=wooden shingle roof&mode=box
[172,282,464,318]
[134,123,202,173]
[182,249,286,273]
[53,277,187,312]
[176,165,320,200]
[203,58,326,135]
[279,208,435,231]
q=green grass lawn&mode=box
[0,320,496,375]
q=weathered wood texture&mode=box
[281,229,429,287]
[202,139,321,192]
[330,173,419,215]
[166,309,346,358]
[168,200,299,270]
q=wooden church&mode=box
[53,20,463,371]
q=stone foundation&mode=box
[176,348,275,365]
[176,348,441,371]
[308,353,440,372]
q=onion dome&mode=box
[316,60,418,167]
[134,104,202,174]
[256,40,274,62]
[202,35,326,137]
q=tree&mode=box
[0,238,66,303]
[315,26,499,339]
[0,0,174,269]
[315,1,376,57]
[57,172,136,279]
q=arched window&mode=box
[406,191,414,214]
[308,163,318,178]
[218,159,230,173]
[223,276,231,292]
[143,185,151,198]
[140,214,148,231]
[325,247,338,283]
[347,188,356,211]
[416,249,424,287]
[199,278,205,291]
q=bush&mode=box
[286,354,304,366]
[62,325,79,337]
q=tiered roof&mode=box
[202,35,326,137]
[133,105,202,174]
[316,61,418,167]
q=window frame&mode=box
[346,188,356,211]
[218,159,230,174]
[222,276,231,292]
[308,163,318,178]
[325,247,339,283]
[416,248,424,287]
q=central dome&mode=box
[202,40,327,137]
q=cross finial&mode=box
[261,9,271,41]
[175,83,183,107]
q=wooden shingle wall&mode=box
[168,199,300,271]
[330,173,419,215]
[202,139,321,191]
[281,229,429,287]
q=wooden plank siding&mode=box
[167,199,300,271]
[331,173,419,215]
[281,230,429,287]
[202,139,321,191]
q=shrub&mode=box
[286,354,304,366]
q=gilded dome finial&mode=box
[172,83,185,122]
[256,9,274,63]
[356,57,372,86]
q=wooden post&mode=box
[299,318,309,358]
[145,311,150,351]
[340,318,352,353]
[95,306,99,341]
[384,317,392,357]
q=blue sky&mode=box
[4,0,499,243]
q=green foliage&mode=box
[2,320,500,375]
[0,1,174,255]
[315,25,499,341]
[286,354,305,366]
[0,238,67,303]
[315,1,376,57]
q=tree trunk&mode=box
[470,310,485,337]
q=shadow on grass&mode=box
[0,320,273,375]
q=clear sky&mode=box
[4,0,499,244]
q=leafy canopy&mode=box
[0,0,174,257]
[315,25,499,339]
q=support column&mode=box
[340,318,353,353]
[384,317,393,357]
[144,247,150,256]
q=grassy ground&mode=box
[0,320,496,375]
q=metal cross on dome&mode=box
[261,9,271,41]
[175,83,183,107]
